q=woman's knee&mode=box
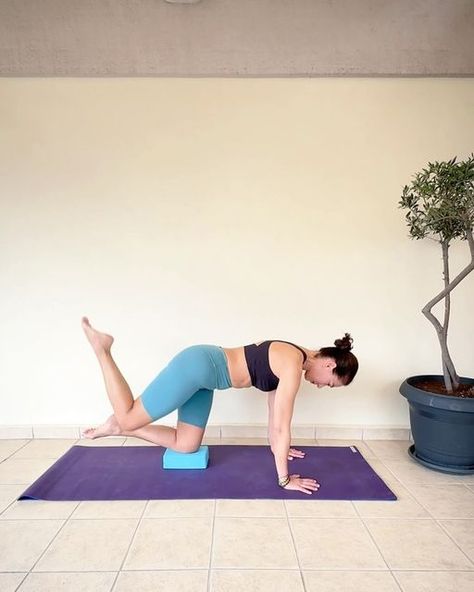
[174,420,205,453]
[174,440,201,453]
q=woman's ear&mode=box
[326,359,337,370]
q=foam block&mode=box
[163,445,209,469]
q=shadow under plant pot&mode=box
[400,375,474,474]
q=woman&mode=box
[81,317,358,495]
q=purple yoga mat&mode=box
[18,445,396,501]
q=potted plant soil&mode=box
[399,154,474,474]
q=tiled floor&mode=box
[0,437,473,591]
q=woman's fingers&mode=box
[288,448,306,459]
[287,474,320,495]
[299,478,320,493]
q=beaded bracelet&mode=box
[278,474,290,488]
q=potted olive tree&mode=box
[399,154,474,474]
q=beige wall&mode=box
[1,77,473,429]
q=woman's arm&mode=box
[267,390,276,448]
[270,368,301,481]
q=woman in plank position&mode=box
[81,317,358,495]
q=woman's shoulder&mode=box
[267,341,306,375]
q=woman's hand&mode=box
[288,448,305,460]
[284,474,320,495]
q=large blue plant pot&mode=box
[400,375,474,474]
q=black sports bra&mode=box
[243,340,307,392]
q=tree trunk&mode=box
[421,232,474,393]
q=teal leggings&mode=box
[140,344,232,429]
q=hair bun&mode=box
[334,333,353,351]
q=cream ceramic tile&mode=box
[0,483,29,502]
[0,500,13,513]
[33,519,137,572]
[303,570,400,592]
[383,458,474,485]
[216,499,285,517]
[76,436,126,446]
[403,484,474,518]
[115,570,208,592]
[365,440,413,460]
[315,440,376,459]
[0,484,29,514]
[122,437,158,446]
[353,479,430,518]
[204,425,221,438]
[393,570,474,592]
[17,572,116,592]
[212,517,298,569]
[439,520,474,561]
[0,573,27,592]
[11,439,77,459]
[0,426,33,439]
[0,519,64,571]
[363,428,410,440]
[144,499,214,518]
[364,517,473,570]
[70,500,147,519]
[291,438,319,446]
[362,458,403,483]
[202,437,222,445]
[315,427,363,440]
[285,499,357,518]
[290,426,315,439]
[210,569,304,592]
[32,426,80,439]
[1,500,78,520]
[221,425,268,438]
[123,517,212,569]
[219,437,269,446]
[0,458,56,485]
[0,440,29,461]
[290,517,386,569]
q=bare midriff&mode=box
[220,346,252,389]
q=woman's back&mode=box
[221,340,308,390]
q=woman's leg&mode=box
[81,317,152,431]
[83,414,204,452]
[81,327,214,450]
[124,421,205,452]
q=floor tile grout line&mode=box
[284,499,308,592]
[376,454,473,488]
[371,451,474,562]
[0,496,26,517]
[358,490,474,574]
[352,501,404,591]
[109,499,150,592]
[0,440,32,464]
[12,572,29,592]
[397,479,474,526]
[4,567,474,574]
[3,515,466,521]
[21,514,72,580]
[206,499,217,592]
[433,517,474,569]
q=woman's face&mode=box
[304,356,344,389]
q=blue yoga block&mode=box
[162,445,209,469]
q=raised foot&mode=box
[81,316,114,355]
[82,414,122,439]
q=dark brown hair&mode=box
[317,333,358,385]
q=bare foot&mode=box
[82,414,122,439]
[81,316,114,355]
